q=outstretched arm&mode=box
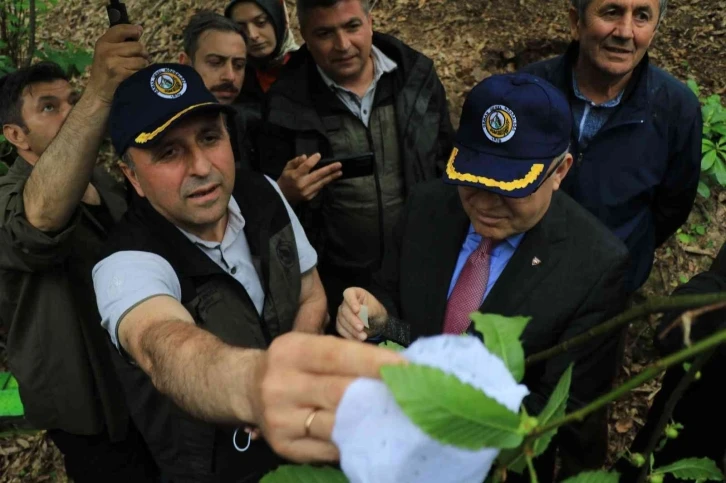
[22,25,148,232]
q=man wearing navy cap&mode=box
[336,73,630,480]
[91,63,328,481]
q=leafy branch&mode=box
[526,292,726,366]
[525,327,726,442]
[263,300,726,483]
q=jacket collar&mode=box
[8,156,33,177]
[126,172,282,280]
[554,41,650,109]
[268,32,431,113]
[416,186,569,337]
[479,191,569,317]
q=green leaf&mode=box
[496,448,527,475]
[695,224,707,236]
[702,149,717,170]
[261,465,348,483]
[0,161,8,177]
[470,313,530,382]
[711,124,726,136]
[378,340,405,352]
[654,457,725,481]
[532,364,573,457]
[381,364,523,449]
[677,233,692,244]
[713,157,726,186]
[697,181,711,199]
[560,470,620,483]
[687,78,700,97]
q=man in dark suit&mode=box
[336,73,630,481]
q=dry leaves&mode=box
[2,0,726,480]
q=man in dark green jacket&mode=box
[0,26,157,481]
[258,0,454,317]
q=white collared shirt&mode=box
[316,45,398,127]
[93,176,317,350]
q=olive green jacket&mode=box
[0,158,129,439]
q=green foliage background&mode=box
[0,0,93,173]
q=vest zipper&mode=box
[223,267,273,345]
[366,127,385,270]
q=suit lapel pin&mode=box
[532,257,541,266]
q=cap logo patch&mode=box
[482,105,517,143]
[150,68,187,99]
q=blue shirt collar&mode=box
[571,70,624,108]
[467,223,525,253]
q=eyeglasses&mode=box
[529,155,567,195]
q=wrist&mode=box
[227,347,266,424]
[79,85,114,113]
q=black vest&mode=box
[104,172,301,482]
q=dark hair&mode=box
[182,11,246,60]
[296,0,371,27]
[0,61,68,128]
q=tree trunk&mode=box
[25,0,36,67]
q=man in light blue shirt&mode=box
[447,225,525,302]
[334,73,630,481]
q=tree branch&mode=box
[525,292,726,366]
[657,301,726,343]
[525,328,726,442]
[25,0,35,68]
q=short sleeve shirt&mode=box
[93,175,317,350]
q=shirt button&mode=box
[231,266,237,275]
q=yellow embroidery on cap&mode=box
[134,103,216,144]
[446,147,545,191]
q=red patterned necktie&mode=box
[442,238,495,334]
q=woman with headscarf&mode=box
[225,0,298,98]
[224,0,298,171]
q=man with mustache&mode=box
[92,63,329,481]
[521,0,702,294]
[180,12,247,106]
[180,11,256,171]
[258,0,454,320]
[336,73,630,482]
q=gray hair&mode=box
[296,0,371,28]
[121,151,134,169]
[570,0,667,24]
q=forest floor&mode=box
[1,0,726,480]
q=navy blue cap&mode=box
[444,73,572,198]
[110,63,235,156]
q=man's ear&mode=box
[552,153,574,191]
[568,6,581,41]
[3,123,30,152]
[119,159,145,198]
[179,52,192,66]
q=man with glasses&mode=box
[335,73,630,482]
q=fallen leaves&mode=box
[615,418,634,434]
